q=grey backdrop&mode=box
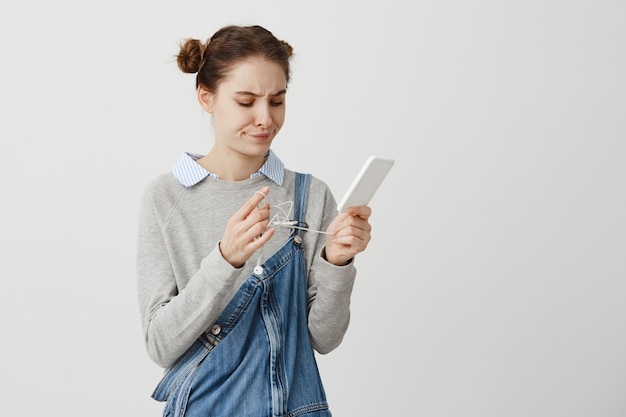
[1,1,624,416]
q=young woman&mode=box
[137,25,372,417]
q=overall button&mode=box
[294,235,303,245]
[211,324,222,335]
[254,265,264,275]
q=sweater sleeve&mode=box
[136,184,243,369]
[305,181,357,354]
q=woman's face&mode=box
[200,57,287,158]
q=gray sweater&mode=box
[137,169,357,369]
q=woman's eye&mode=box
[270,101,284,107]
[238,102,254,107]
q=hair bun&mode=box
[177,38,205,74]
[280,41,293,59]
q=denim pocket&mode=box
[163,364,201,417]
[153,338,214,403]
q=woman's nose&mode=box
[255,104,272,127]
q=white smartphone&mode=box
[337,155,395,213]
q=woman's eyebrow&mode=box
[235,89,287,97]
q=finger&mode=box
[333,225,371,244]
[326,212,349,235]
[235,186,271,220]
[242,203,271,232]
[330,237,369,260]
[349,215,372,232]
[325,235,368,265]
[347,205,372,220]
[247,227,275,251]
[245,217,272,241]
[333,215,372,237]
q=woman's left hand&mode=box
[324,206,372,266]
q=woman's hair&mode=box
[177,25,294,91]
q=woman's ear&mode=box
[197,86,214,113]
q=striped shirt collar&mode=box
[172,150,285,187]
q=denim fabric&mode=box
[152,173,331,417]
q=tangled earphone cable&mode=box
[253,199,332,274]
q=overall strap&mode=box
[293,173,312,236]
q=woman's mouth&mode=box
[247,132,271,140]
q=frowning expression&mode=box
[199,57,287,158]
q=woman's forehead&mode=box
[219,58,287,94]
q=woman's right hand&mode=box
[219,186,275,268]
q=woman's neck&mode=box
[197,149,266,181]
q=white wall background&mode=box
[1,1,624,416]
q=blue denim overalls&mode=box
[151,173,331,417]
